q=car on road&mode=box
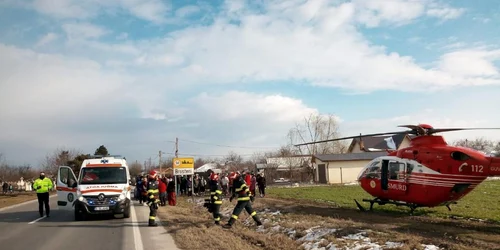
[56,155,132,221]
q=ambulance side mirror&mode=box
[71,182,78,188]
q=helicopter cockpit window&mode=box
[363,160,381,179]
[450,151,470,161]
[406,163,414,174]
[389,161,405,180]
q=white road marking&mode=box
[28,216,46,224]
[131,205,144,250]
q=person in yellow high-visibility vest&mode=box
[33,172,53,217]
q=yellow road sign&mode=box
[173,157,194,169]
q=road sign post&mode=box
[172,157,195,203]
[172,157,194,176]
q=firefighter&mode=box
[146,170,160,227]
[222,171,262,229]
[208,172,223,225]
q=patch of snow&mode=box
[298,226,337,242]
[343,182,359,186]
[342,231,368,240]
[385,241,404,248]
[422,244,440,250]
[302,239,328,250]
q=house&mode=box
[263,155,311,171]
[348,133,415,153]
[254,156,312,182]
[312,151,387,184]
[312,134,414,184]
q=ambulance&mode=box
[56,155,132,221]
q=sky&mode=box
[1,0,500,167]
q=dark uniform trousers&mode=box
[147,179,160,226]
[225,178,262,227]
[210,188,223,224]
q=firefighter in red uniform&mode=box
[208,172,223,225]
[222,171,262,228]
[146,170,160,227]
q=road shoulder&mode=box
[133,201,179,250]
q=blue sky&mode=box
[1,0,500,167]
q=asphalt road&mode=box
[0,196,178,250]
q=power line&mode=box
[174,138,281,149]
[161,152,255,157]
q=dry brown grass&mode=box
[158,196,500,250]
[0,192,38,209]
[158,196,300,250]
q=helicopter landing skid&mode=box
[354,198,420,215]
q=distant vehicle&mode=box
[274,178,290,183]
[56,155,132,221]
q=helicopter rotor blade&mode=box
[294,125,500,147]
[293,131,409,147]
[428,127,500,135]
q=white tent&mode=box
[194,163,220,173]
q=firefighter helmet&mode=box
[149,170,158,178]
[210,172,219,181]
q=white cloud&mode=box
[0,44,130,121]
[92,0,494,93]
[353,0,427,27]
[32,0,101,19]
[119,0,170,24]
[427,7,466,20]
[438,49,500,77]
[1,0,499,165]
[116,32,128,40]
[29,0,170,23]
[62,22,109,40]
[175,5,201,17]
[35,32,58,47]
[190,91,317,123]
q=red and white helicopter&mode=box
[295,124,500,214]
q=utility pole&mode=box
[175,137,179,157]
[175,137,179,195]
[159,150,162,177]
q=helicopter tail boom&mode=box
[487,157,500,176]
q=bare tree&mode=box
[288,113,347,156]
[40,147,83,176]
[452,138,495,152]
[130,161,143,177]
[194,158,207,169]
[251,152,267,164]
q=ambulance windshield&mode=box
[80,167,127,184]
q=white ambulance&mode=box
[56,155,132,221]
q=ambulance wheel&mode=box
[123,205,131,218]
[75,209,85,221]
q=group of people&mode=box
[27,168,268,229]
[135,174,176,207]
[207,170,263,228]
[215,171,267,198]
[142,168,267,229]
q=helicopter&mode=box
[294,124,500,214]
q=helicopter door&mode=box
[381,160,389,191]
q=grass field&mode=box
[267,180,500,222]
[158,181,500,250]
[0,192,38,209]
